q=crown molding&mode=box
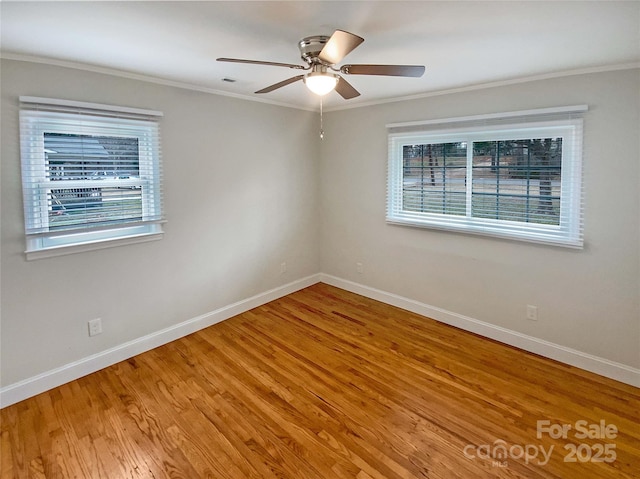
[0,52,315,112]
[2,52,638,113]
[325,62,640,112]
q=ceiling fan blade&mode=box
[335,76,360,100]
[255,75,305,94]
[217,58,306,70]
[341,64,425,77]
[318,30,364,65]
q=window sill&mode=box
[386,215,583,249]
[25,231,164,261]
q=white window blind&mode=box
[387,106,586,248]
[19,97,164,257]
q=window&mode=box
[387,106,585,248]
[20,97,164,259]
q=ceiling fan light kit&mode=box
[304,70,339,96]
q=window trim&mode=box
[19,97,164,259]
[387,106,585,248]
[25,226,164,261]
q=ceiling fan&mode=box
[217,30,425,99]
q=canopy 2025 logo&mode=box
[463,419,618,468]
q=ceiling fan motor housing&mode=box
[299,35,330,64]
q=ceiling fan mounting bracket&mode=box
[298,35,331,65]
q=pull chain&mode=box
[319,97,324,140]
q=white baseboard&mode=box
[319,274,640,388]
[0,274,322,408]
[3,271,637,408]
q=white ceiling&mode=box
[1,1,639,111]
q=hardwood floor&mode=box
[1,283,639,478]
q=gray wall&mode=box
[2,60,639,390]
[320,69,640,368]
[1,59,321,386]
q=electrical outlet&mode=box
[356,262,364,274]
[526,305,538,321]
[280,262,287,274]
[88,318,102,336]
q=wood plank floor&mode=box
[1,283,639,478]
